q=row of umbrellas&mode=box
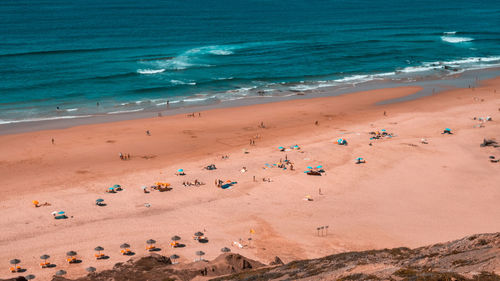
[10,246,232,278]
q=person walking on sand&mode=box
[119,152,123,160]
[51,138,54,145]
[146,130,150,136]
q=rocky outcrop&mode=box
[50,253,264,281]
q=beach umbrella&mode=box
[66,251,77,257]
[170,254,179,263]
[146,239,156,245]
[10,259,20,265]
[55,270,66,276]
[171,235,181,241]
[25,274,35,280]
[96,198,104,203]
[221,247,231,253]
[120,243,130,249]
[51,211,57,215]
[194,231,204,237]
[113,184,121,188]
[278,146,284,150]
[86,267,96,273]
[57,211,65,215]
[381,129,386,132]
[94,246,104,256]
[108,187,115,190]
[316,165,323,169]
[177,169,184,172]
[356,157,363,161]
[307,166,313,169]
[40,254,50,263]
[195,251,205,261]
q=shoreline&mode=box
[1,66,500,136]
[1,75,499,280]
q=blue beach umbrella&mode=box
[307,166,313,169]
[381,129,386,132]
[356,157,363,161]
[177,169,184,172]
[337,138,343,144]
[96,199,104,203]
[113,184,121,188]
[57,211,65,215]
[108,187,115,190]
[317,165,323,169]
[445,128,451,131]
[278,146,284,150]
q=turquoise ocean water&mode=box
[1,0,499,123]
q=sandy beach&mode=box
[1,78,500,280]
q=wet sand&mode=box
[1,79,499,280]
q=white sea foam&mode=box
[398,65,438,73]
[65,108,78,112]
[441,36,474,43]
[107,108,144,114]
[209,49,233,55]
[0,115,92,125]
[183,97,210,103]
[137,69,165,74]
[443,31,457,35]
[170,80,196,85]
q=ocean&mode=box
[1,0,500,124]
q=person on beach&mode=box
[51,138,54,144]
[146,130,150,136]
[119,152,123,160]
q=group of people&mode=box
[119,153,131,160]
[182,180,205,187]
